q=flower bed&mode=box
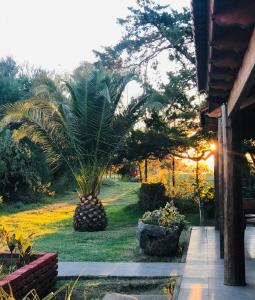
[137,202,187,256]
[0,252,58,299]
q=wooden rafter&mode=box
[212,30,250,53]
[211,54,241,69]
[210,80,233,91]
[228,28,255,116]
[240,94,255,110]
[210,69,235,81]
[210,89,230,98]
[213,0,255,28]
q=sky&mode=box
[0,0,189,72]
[0,0,190,99]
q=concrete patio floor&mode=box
[58,226,255,299]
[178,226,255,300]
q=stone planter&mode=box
[0,252,58,299]
[137,221,182,256]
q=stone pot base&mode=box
[137,221,181,256]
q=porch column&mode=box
[214,136,220,230]
[218,116,224,258]
[222,104,245,286]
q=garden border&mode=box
[0,252,58,299]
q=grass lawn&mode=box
[0,180,203,261]
[52,277,176,300]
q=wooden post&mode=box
[218,115,224,258]
[222,105,245,286]
[214,137,220,230]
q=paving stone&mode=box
[58,226,255,300]
[178,227,255,300]
[103,294,169,300]
[58,262,184,278]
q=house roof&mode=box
[192,0,255,111]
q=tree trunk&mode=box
[144,159,148,182]
[195,160,199,187]
[199,200,205,226]
[172,155,176,189]
[138,162,143,182]
[73,195,107,231]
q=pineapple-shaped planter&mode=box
[73,195,107,231]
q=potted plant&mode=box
[137,202,187,256]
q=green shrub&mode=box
[141,202,187,230]
[138,182,169,212]
[101,178,117,186]
[0,131,49,203]
[172,194,197,214]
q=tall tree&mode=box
[94,0,194,70]
[0,67,150,232]
[0,56,51,104]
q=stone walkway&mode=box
[177,226,255,300]
[58,261,184,278]
[58,226,255,299]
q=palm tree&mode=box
[0,67,149,231]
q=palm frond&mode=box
[0,67,150,196]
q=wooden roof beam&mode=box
[210,80,233,91]
[228,29,255,116]
[213,0,255,28]
[240,95,255,110]
[211,54,241,69]
[210,69,235,81]
[213,31,250,53]
[210,89,229,98]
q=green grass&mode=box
[53,277,176,300]
[34,182,144,261]
[0,180,202,262]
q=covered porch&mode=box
[178,227,255,299]
[192,0,255,287]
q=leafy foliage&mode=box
[138,182,169,211]
[0,130,49,202]
[94,0,194,70]
[0,67,150,197]
[0,227,33,271]
[141,201,187,230]
[0,56,50,104]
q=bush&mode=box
[172,194,197,214]
[138,182,169,212]
[141,202,187,230]
[101,178,117,186]
[0,130,49,203]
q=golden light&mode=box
[205,155,214,170]
[210,143,216,151]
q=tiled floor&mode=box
[178,226,255,300]
[58,227,255,300]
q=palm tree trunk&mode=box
[73,195,107,231]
